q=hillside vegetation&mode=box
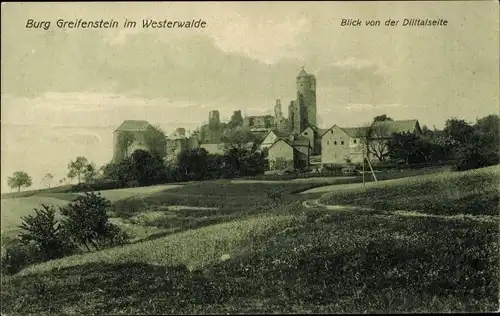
[1,166,498,314]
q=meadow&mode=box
[1,165,498,314]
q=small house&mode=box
[267,134,311,170]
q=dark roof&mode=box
[290,135,310,147]
[370,119,420,137]
[321,119,420,138]
[372,119,419,132]
[115,120,153,132]
[297,69,308,78]
[342,127,369,138]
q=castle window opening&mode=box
[354,139,357,144]
[341,141,344,145]
[334,141,337,145]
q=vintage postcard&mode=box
[1,1,499,314]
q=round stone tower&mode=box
[295,68,317,130]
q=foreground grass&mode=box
[15,215,303,276]
[2,207,497,314]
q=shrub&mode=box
[60,192,129,251]
[1,243,40,275]
[18,204,73,261]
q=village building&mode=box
[321,119,422,165]
[267,135,311,170]
[165,128,199,162]
[113,120,166,162]
[260,130,293,150]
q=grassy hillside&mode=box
[1,166,498,314]
[319,164,500,216]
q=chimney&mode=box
[288,134,295,142]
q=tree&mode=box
[454,114,500,170]
[84,163,99,184]
[129,149,166,186]
[388,132,422,164]
[144,125,166,157]
[221,129,264,177]
[60,192,127,251]
[373,114,393,122]
[117,131,135,158]
[177,148,210,180]
[359,122,392,162]
[101,160,134,187]
[41,173,54,188]
[7,171,32,192]
[68,157,89,184]
[18,204,72,260]
[443,118,474,147]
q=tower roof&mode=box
[297,67,308,78]
[115,120,153,132]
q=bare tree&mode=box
[117,131,135,158]
[41,173,54,188]
[358,122,392,162]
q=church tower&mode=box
[289,68,317,133]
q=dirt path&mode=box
[230,176,356,185]
[301,199,373,211]
[301,199,498,222]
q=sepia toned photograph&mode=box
[1,1,499,314]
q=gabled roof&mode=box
[263,129,291,141]
[309,125,329,137]
[342,127,369,138]
[320,119,421,139]
[320,124,341,137]
[268,138,292,151]
[115,120,153,132]
[371,119,420,137]
[268,135,311,150]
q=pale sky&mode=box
[1,2,499,191]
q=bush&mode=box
[1,243,40,275]
[18,204,74,261]
[60,192,129,251]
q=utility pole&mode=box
[363,156,366,189]
[366,156,378,182]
